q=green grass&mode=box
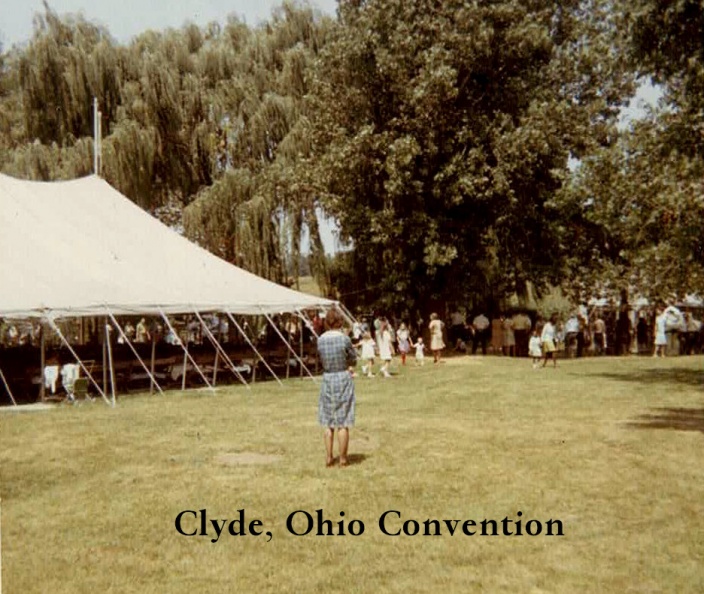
[1,355,703,593]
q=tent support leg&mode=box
[158,310,214,392]
[193,311,249,388]
[150,332,157,395]
[0,367,17,406]
[226,313,282,387]
[39,325,46,402]
[105,323,116,406]
[106,310,164,396]
[262,311,316,382]
[44,316,111,406]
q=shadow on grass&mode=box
[628,408,704,434]
[589,367,704,387]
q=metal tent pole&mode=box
[158,309,214,392]
[193,311,249,388]
[225,312,283,387]
[44,316,111,406]
[106,310,164,396]
[262,310,316,382]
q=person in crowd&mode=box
[396,323,411,365]
[636,311,649,354]
[412,337,425,365]
[663,302,685,355]
[541,313,559,368]
[135,318,150,343]
[449,308,466,351]
[684,312,702,354]
[502,314,515,357]
[377,318,394,377]
[428,313,445,364]
[616,304,632,356]
[512,311,532,357]
[592,312,606,355]
[564,313,579,358]
[576,314,588,357]
[653,306,668,358]
[358,331,376,377]
[472,312,490,355]
[317,308,357,468]
[529,328,543,369]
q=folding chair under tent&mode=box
[0,172,342,406]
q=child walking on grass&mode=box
[412,337,425,366]
[528,329,542,369]
[359,331,376,377]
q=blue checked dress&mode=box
[317,330,357,427]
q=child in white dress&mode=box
[528,329,542,369]
[412,337,425,366]
[359,332,376,377]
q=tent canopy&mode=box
[0,173,335,318]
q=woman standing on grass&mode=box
[428,313,445,363]
[377,318,394,378]
[317,308,358,468]
[541,313,559,368]
[653,306,668,358]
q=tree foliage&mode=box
[297,0,633,313]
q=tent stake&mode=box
[226,312,282,387]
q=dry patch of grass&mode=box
[1,355,703,593]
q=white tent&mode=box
[0,173,336,318]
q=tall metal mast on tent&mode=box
[93,97,102,177]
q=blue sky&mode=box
[0,0,338,48]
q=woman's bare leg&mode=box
[338,428,349,467]
[324,428,335,467]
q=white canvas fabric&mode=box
[0,173,335,318]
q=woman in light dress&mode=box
[428,313,445,364]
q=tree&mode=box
[300,0,634,315]
[555,1,704,301]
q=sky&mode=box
[0,0,338,48]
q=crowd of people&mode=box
[339,301,704,377]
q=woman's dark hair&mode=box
[325,308,345,330]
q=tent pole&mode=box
[102,318,108,395]
[149,330,157,395]
[181,348,188,391]
[105,322,116,406]
[106,310,164,396]
[39,324,46,402]
[295,310,320,375]
[0,367,17,406]
[44,316,111,406]
[158,309,214,392]
[193,311,249,388]
[300,318,304,379]
[212,352,219,386]
[262,311,316,382]
[226,312,282,387]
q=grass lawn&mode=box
[1,354,703,593]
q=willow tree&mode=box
[297,0,634,314]
[183,3,335,284]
